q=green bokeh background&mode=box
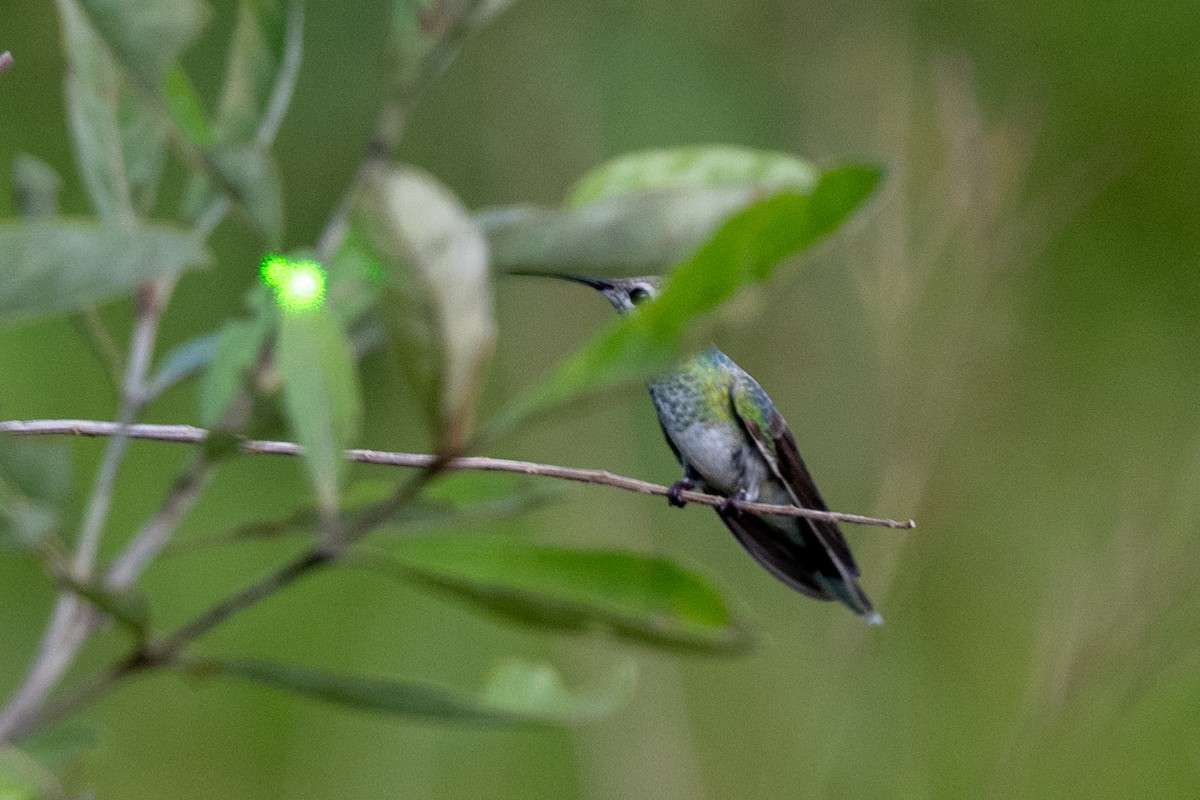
[3,1,1199,797]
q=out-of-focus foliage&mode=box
[3,0,1199,798]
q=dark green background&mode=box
[2,1,1198,797]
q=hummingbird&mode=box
[524,273,881,624]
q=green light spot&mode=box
[260,254,326,312]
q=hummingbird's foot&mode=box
[666,479,694,508]
[719,489,753,515]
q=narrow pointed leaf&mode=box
[376,534,750,652]
[208,144,284,246]
[358,165,495,451]
[215,0,298,144]
[0,220,209,325]
[146,330,219,399]
[78,0,210,87]
[198,297,274,426]
[496,164,882,430]
[276,303,361,510]
[218,657,630,725]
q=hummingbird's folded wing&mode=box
[728,375,860,576]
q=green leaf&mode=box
[146,330,220,399]
[198,301,274,427]
[357,165,495,452]
[11,155,62,219]
[0,746,62,800]
[480,188,756,272]
[568,145,818,206]
[207,144,285,246]
[276,304,361,511]
[58,0,168,219]
[483,146,821,272]
[162,62,214,146]
[214,0,295,144]
[0,220,209,325]
[387,0,512,95]
[77,0,211,87]
[496,164,882,430]
[175,475,546,553]
[376,534,750,652]
[218,656,631,725]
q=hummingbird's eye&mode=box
[629,287,651,305]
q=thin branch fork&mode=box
[0,419,916,529]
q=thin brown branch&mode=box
[0,419,916,529]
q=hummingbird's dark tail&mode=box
[716,508,883,625]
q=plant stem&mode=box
[0,419,916,529]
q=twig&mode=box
[0,281,172,741]
[0,419,917,529]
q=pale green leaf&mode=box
[568,145,817,206]
[0,746,61,800]
[198,305,273,427]
[59,0,168,219]
[495,164,882,430]
[0,220,209,325]
[277,305,361,510]
[483,146,820,272]
[480,188,756,272]
[358,165,495,451]
[78,0,211,87]
[146,330,219,399]
[377,534,749,652]
[12,155,62,219]
[219,656,630,725]
[207,144,284,246]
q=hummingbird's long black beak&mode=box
[506,270,616,292]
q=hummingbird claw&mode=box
[666,479,694,508]
[719,489,752,515]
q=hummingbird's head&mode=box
[511,272,662,316]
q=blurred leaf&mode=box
[215,0,296,144]
[373,534,750,652]
[58,0,168,219]
[146,330,219,399]
[326,227,386,326]
[0,746,62,800]
[174,475,546,553]
[480,188,756,273]
[480,659,635,723]
[0,220,209,325]
[387,0,512,95]
[496,164,882,430]
[357,165,495,452]
[276,304,361,510]
[207,144,284,246]
[568,145,817,206]
[19,724,97,775]
[0,438,71,507]
[12,155,62,219]
[198,302,274,427]
[77,0,211,88]
[0,436,69,546]
[483,146,820,272]
[162,62,213,146]
[218,656,630,725]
